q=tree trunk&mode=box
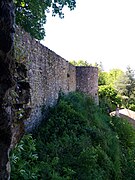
[0,0,15,179]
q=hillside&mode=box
[10,92,135,179]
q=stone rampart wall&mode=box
[15,27,98,132]
[16,28,76,131]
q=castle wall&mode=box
[16,28,77,131]
[15,27,98,132]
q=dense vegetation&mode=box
[10,92,135,179]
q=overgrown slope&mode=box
[10,92,135,179]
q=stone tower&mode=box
[76,66,99,104]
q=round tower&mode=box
[76,66,99,104]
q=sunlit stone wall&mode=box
[15,27,98,132]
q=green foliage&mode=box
[98,68,124,86]
[70,59,91,66]
[108,69,124,86]
[99,85,122,111]
[129,104,135,111]
[98,67,135,110]
[98,71,108,85]
[15,0,76,40]
[10,92,135,179]
[10,134,40,179]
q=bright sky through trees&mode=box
[41,0,135,72]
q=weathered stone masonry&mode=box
[16,27,98,132]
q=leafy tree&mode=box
[98,71,108,85]
[125,66,135,97]
[108,69,124,86]
[98,69,126,110]
[115,66,135,97]
[99,85,122,111]
[98,68,124,86]
[115,74,129,96]
[115,66,135,109]
[14,0,76,40]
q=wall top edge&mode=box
[15,25,69,63]
[15,26,97,70]
[76,66,98,69]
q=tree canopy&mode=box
[14,0,76,40]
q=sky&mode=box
[41,0,135,72]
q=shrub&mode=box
[10,134,40,180]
